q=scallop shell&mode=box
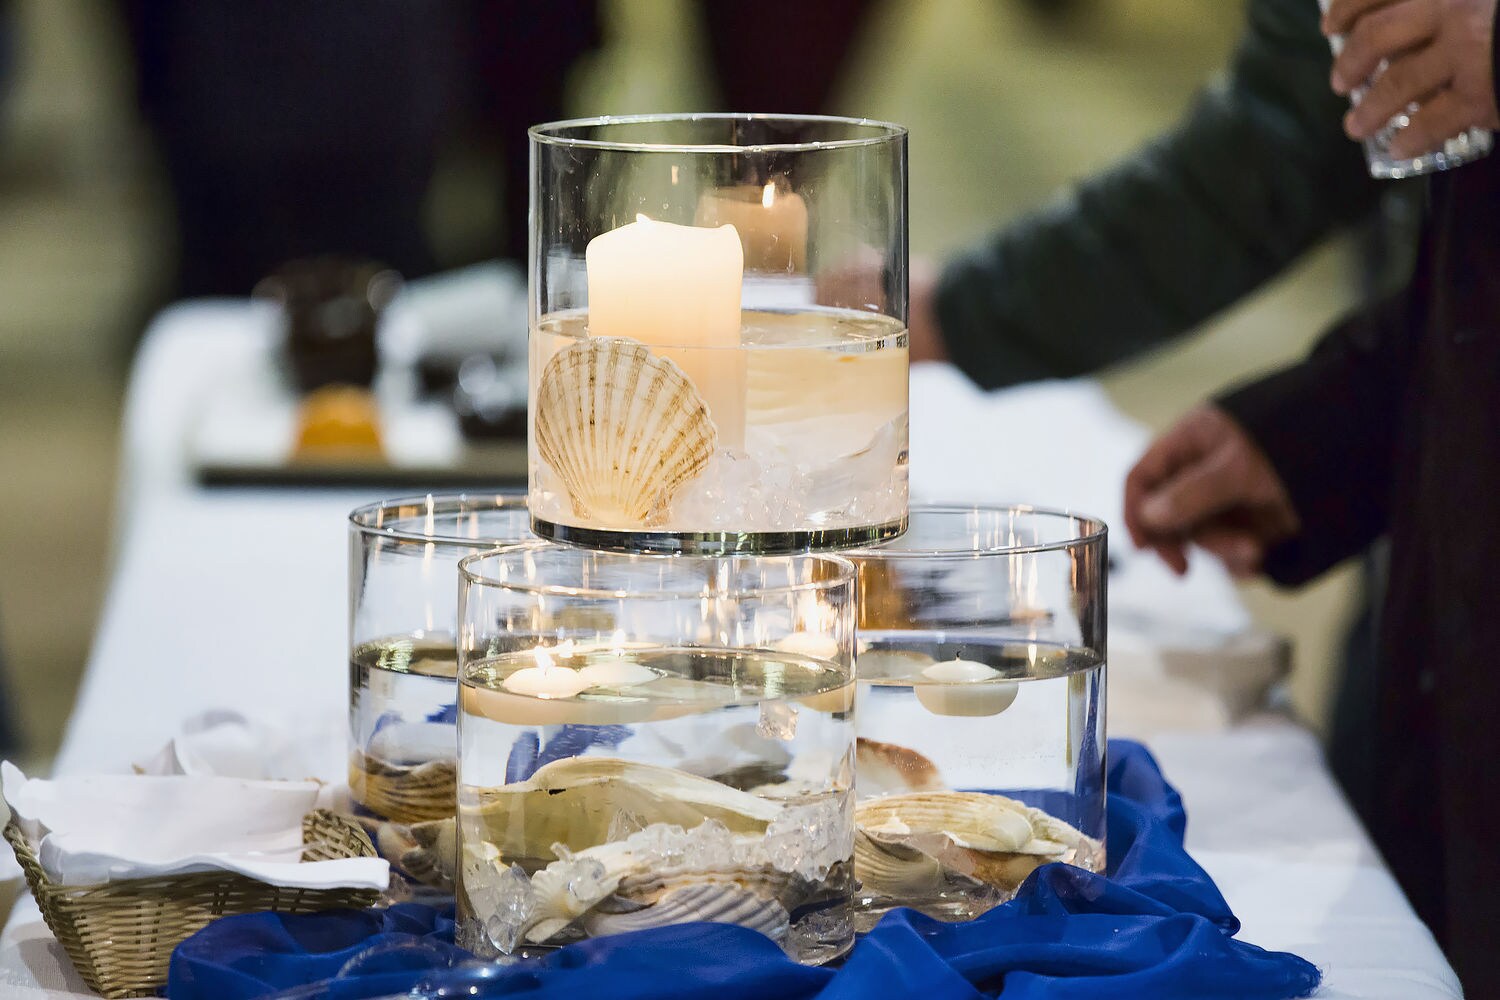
[349,754,455,824]
[854,792,1103,895]
[534,337,717,526]
[470,757,782,862]
[616,863,793,907]
[583,883,790,940]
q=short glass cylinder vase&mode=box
[347,493,532,897]
[846,505,1107,928]
[528,114,909,554]
[455,542,857,964]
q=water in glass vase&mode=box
[528,308,908,553]
[348,634,461,895]
[852,636,1106,928]
[456,645,856,964]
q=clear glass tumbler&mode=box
[347,493,532,896]
[845,505,1107,928]
[1320,3,1493,178]
[528,114,909,554]
[455,542,857,963]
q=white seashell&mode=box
[534,337,717,526]
[525,840,639,943]
[470,757,782,863]
[582,883,790,941]
[853,828,946,896]
[853,791,1102,895]
[616,863,792,907]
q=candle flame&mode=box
[761,182,776,208]
[533,646,556,670]
[635,213,652,224]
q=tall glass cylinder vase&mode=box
[455,543,857,963]
[347,493,532,897]
[528,114,909,554]
[845,505,1107,928]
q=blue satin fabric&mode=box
[167,740,1321,1000]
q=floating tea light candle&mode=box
[913,659,1020,717]
[577,659,658,688]
[501,647,590,700]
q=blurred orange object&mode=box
[293,386,384,461]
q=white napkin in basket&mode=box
[1,762,388,889]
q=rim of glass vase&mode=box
[851,503,1107,558]
[459,540,857,600]
[348,492,532,548]
[528,113,907,154]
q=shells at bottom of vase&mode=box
[582,882,791,940]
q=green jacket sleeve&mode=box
[934,0,1383,390]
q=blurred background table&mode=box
[0,303,1461,998]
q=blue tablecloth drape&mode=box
[167,740,1321,999]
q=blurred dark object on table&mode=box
[257,257,399,395]
[119,0,465,297]
[453,355,527,441]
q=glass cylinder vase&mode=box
[347,493,532,897]
[455,542,857,963]
[528,114,909,554]
[845,504,1107,928]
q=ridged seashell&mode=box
[856,792,1059,856]
[853,828,946,896]
[616,863,792,907]
[524,840,639,943]
[583,883,790,941]
[854,738,945,798]
[398,818,457,890]
[471,757,781,863]
[534,338,717,526]
[349,754,456,824]
[854,792,1102,895]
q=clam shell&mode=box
[472,757,782,863]
[583,883,790,941]
[535,337,717,526]
[852,828,945,896]
[854,738,945,797]
[854,792,1102,895]
[350,754,456,824]
[616,863,792,907]
[856,792,1048,855]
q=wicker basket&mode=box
[4,810,383,999]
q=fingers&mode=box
[1344,46,1451,137]
[1124,412,1212,548]
[1322,0,1400,37]
[1136,445,1249,538]
[1386,87,1470,156]
[1331,0,1438,95]
[1191,526,1264,579]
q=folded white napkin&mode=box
[1,763,387,889]
[134,709,348,811]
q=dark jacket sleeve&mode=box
[1214,291,1414,585]
[934,0,1382,389]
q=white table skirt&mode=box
[0,305,1461,997]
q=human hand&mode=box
[1123,405,1300,578]
[817,254,947,362]
[1324,0,1500,158]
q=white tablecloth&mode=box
[0,306,1461,998]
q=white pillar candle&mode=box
[694,182,808,274]
[914,659,1019,717]
[586,216,747,448]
